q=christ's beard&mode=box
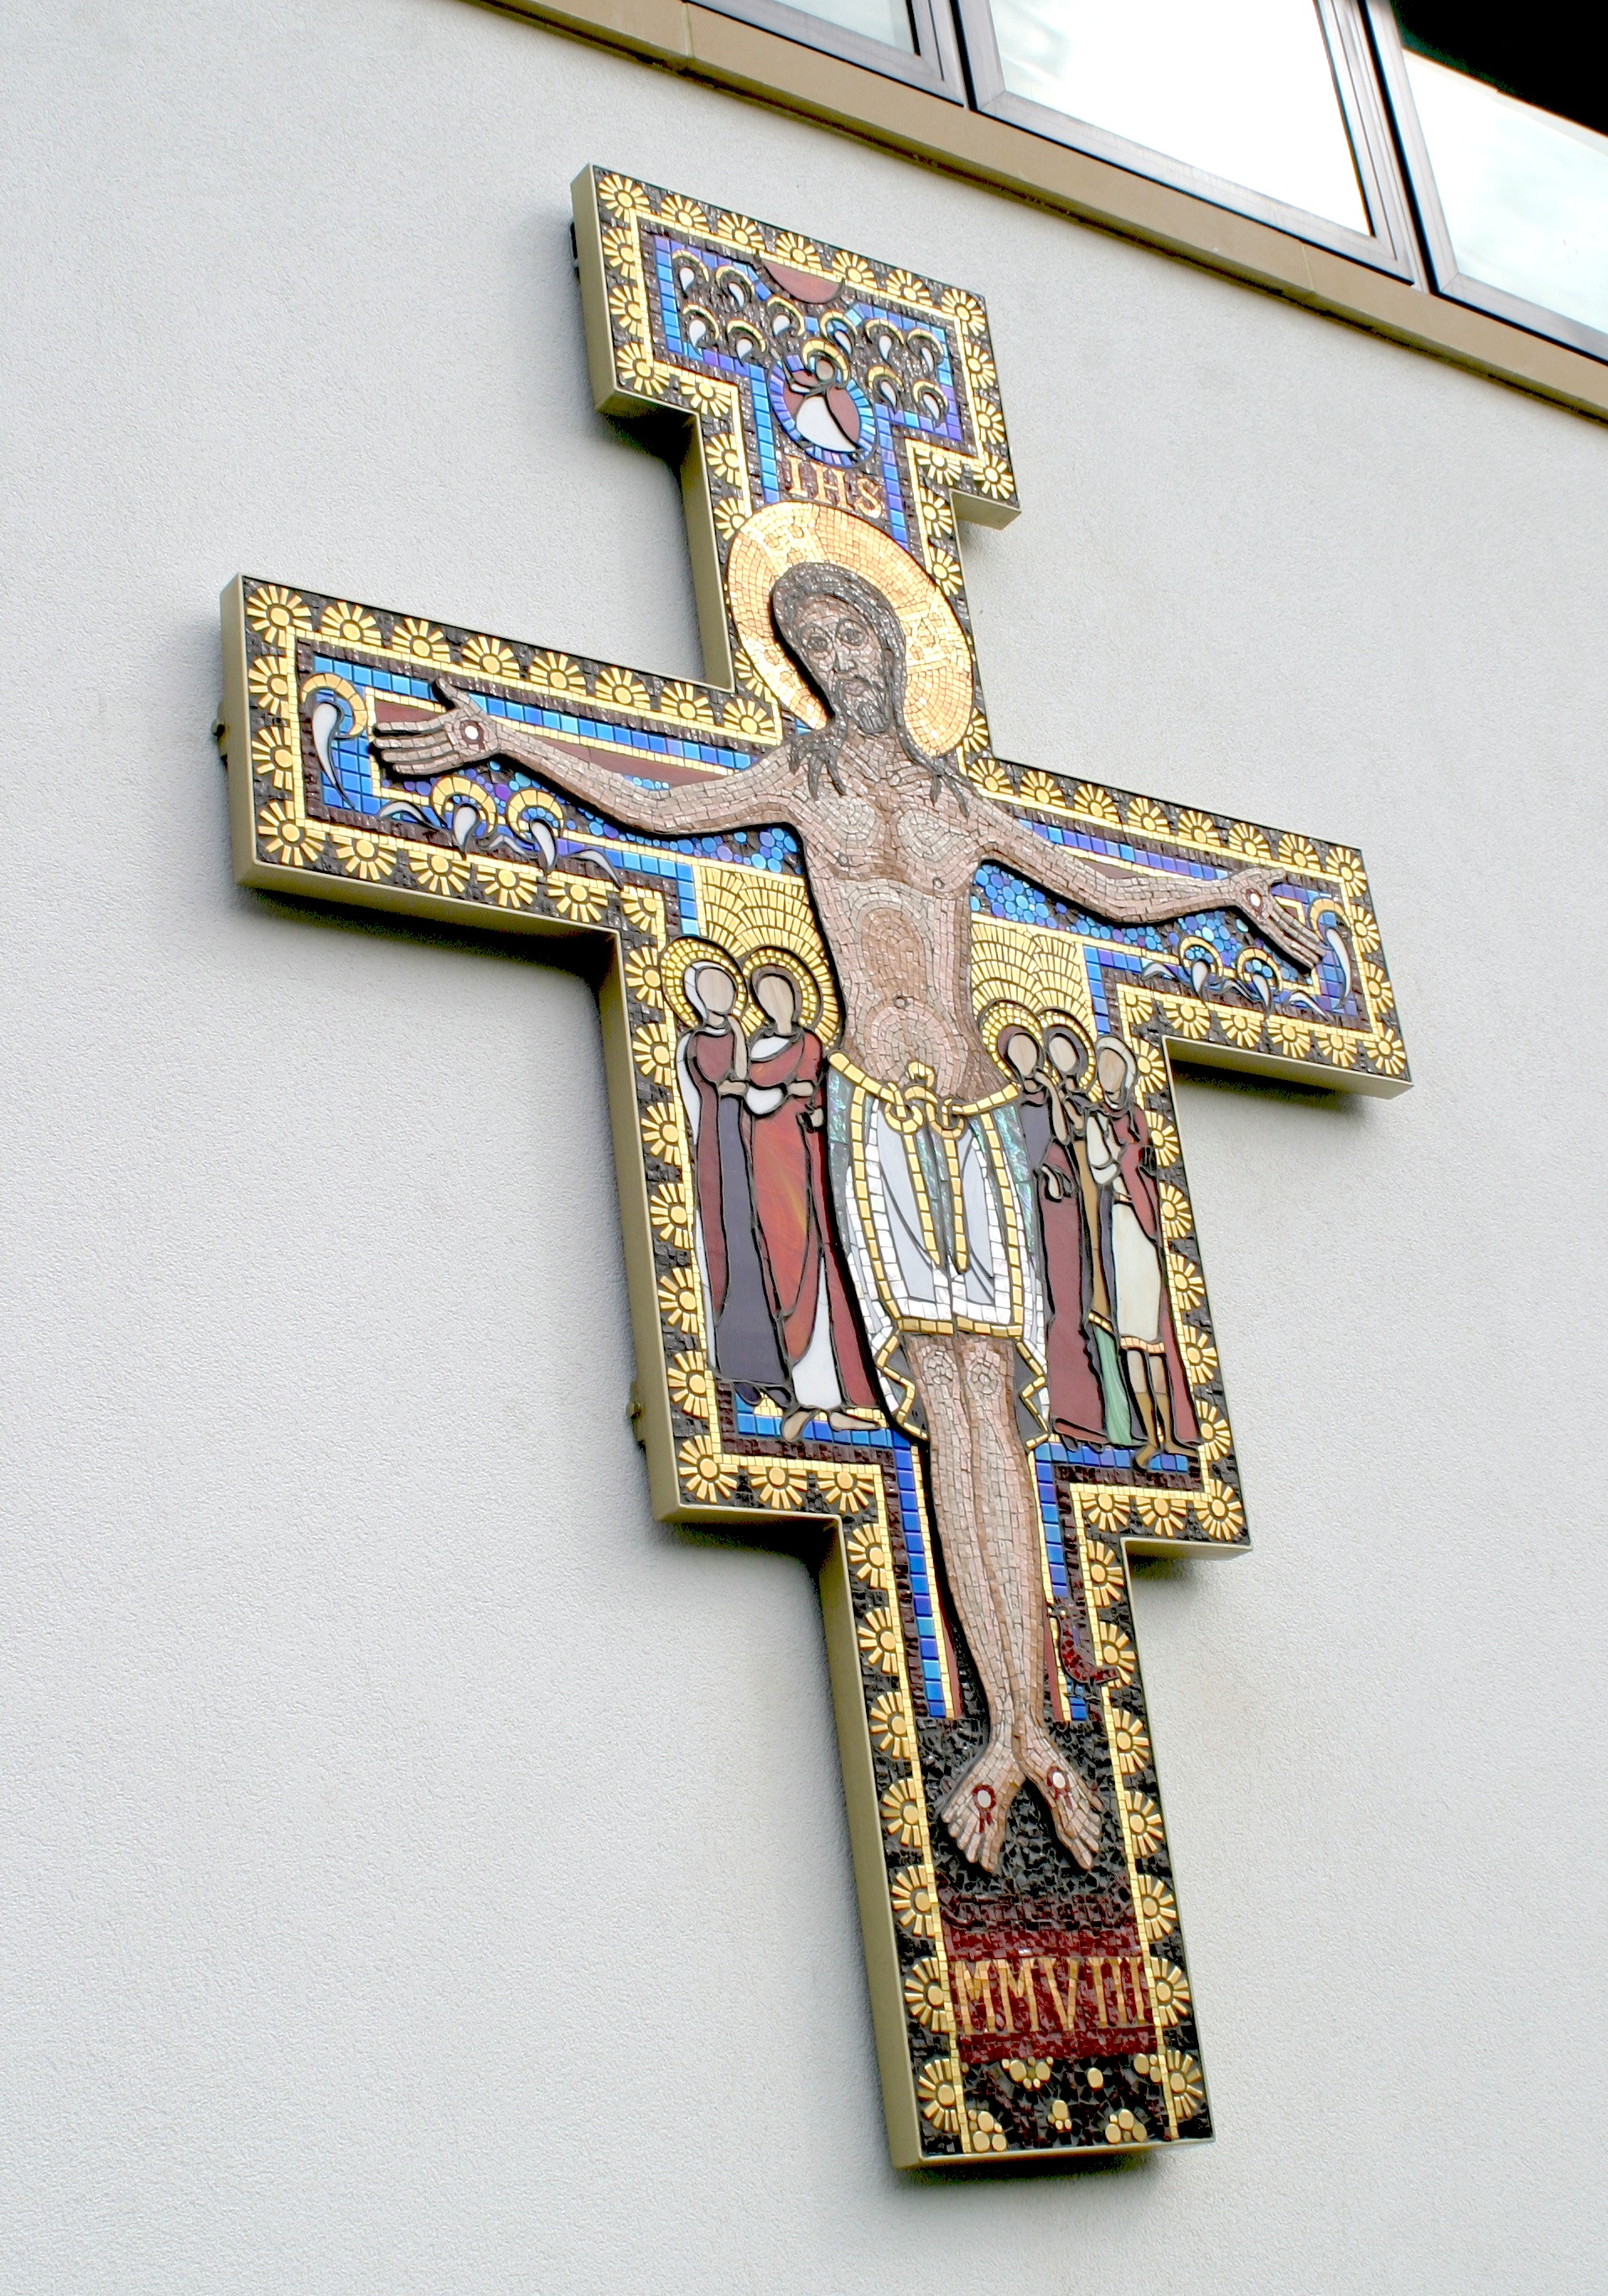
[832,679,894,734]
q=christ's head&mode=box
[771,562,904,738]
[781,595,890,733]
[768,557,971,813]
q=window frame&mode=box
[954,0,1423,278]
[1365,2,1608,364]
[694,0,968,102]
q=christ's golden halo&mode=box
[726,501,973,759]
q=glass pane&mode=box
[786,0,916,52]
[1393,10,1606,142]
[1404,51,1608,338]
[990,0,1368,231]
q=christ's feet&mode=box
[937,1738,1024,1874]
[1017,1729,1102,1869]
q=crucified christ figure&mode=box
[376,559,1322,1877]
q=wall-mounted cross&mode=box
[219,166,1408,2169]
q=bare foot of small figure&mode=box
[938,1737,1024,1873]
[781,1405,879,1440]
[1016,1726,1102,1869]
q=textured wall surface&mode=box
[3,2,1605,2288]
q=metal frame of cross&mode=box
[217,166,1408,2168]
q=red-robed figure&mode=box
[996,1020,1126,1447]
[675,959,791,1399]
[741,962,880,1441]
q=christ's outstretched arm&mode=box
[976,788,1325,971]
[374,678,800,839]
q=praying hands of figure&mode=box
[1044,1073,1087,1148]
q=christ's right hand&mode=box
[373,678,493,781]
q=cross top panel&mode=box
[577,162,1018,740]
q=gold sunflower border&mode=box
[244,589,681,935]
[247,577,779,747]
[1070,1503,1201,2144]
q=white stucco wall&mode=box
[3,1,1605,2287]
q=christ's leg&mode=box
[907,1333,1102,1873]
[955,1335,1102,1873]
[905,1334,1024,1873]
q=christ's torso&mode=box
[786,730,998,1103]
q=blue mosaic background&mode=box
[976,832,1357,1023]
[310,655,760,810]
[731,1399,1096,1722]
[302,655,804,930]
[732,1400,964,1720]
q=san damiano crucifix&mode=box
[219,167,1408,2169]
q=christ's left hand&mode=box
[1227,869,1325,970]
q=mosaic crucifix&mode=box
[219,167,1408,2169]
